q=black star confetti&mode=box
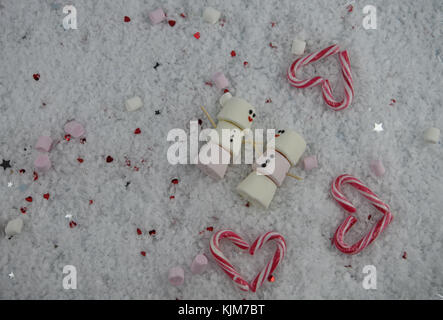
[0,159,11,170]
[153,62,161,70]
[155,110,161,115]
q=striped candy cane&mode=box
[287,44,354,111]
[331,174,393,255]
[210,230,286,292]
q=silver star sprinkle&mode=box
[65,214,73,219]
[374,123,384,132]
[7,182,13,187]
[8,272,14,279]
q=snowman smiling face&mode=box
[248,109,256,123]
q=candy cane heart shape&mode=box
[210,230,287,292]
[287,44,354,111]
[331,174,393,255]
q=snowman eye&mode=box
[252,113,256,118]
[266,159,270,163]
[261,163,267,168]
[281,130,285,134]
[249,110,253,114]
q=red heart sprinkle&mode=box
[223,89,229,93]
[180,13,186,18]
[194,32,200,39]
[20,207,27,214]
[89,200,94,205]
[43,193,50,200]
[402,251,407,259]
[137,228,142,235]
[33,73,40,81]
[25,196,33,202]
[140,251,146,256]
[19,169,26,174]
[347,5,354,12]
[77,158,84,163]
[64,134,71,141]
[269,42,277,48]
[230,50,236,57]
[106,156,114,163]
[33,171,38,181]
[134,128,141,134]
[171,178,179,184]
[243,61,248,67]
[206,226,214,232]
[149,230,156,236]
[69,221,77,228]
[170,195,175,200]
[124,16,131,22]
[268,275,275,282]
[168,20,176,27]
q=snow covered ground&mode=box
[0,0,442,299]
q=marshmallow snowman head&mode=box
[217,92,256,130]
[274,129,306,166]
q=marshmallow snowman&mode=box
[236,130,306,208]
[196,92,256,180]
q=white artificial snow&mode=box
[0,0,442,299]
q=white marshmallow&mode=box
[217,97,256,130]
[5,218,23,237]
[291,39,306,55]
[219,92,233,106]
[274,130,306,166]
[125,96,143,112]
[237,172,277,209]
[203,7,221,24]
[424,127,440,144]
[209,121,243,158]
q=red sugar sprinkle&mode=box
[33,73,40,81]
[265,98,272,103]
[269,42,277,49]
[223,89,229,93]
[134,128,141,134]
[168,20,176,27]
[80,137,87,144]
[368,214,372,220]
[20,207,27,214]
[271,22,276,27]
[180,13,186,18]
[89,200,94,205]
[245,202,250,207]
[64,134,71,141]
[69,221,77,228]
[205,81,213,87]
[25,196,33,202]
[33,171,38,181]
[347,5,354,12]
[140,251,146,256]
[43,193,50,200]
[19,169,26,174]
[268,275,275,282]
[194,32,200,39]
[77,158,84,163]
[402,251,407,259]
[169,195,175,200]
[124,16,131,22]
[206,226,214,232]
[106,155,114,163]
[230,50,236,57]
[171,178,179,184]
[137,228,142,235]
[133,166,139,171]
[243,61,248,67]
[149,230,156,236]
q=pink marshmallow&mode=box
[212,72,229,90]
[191,254,208,275]
[253,150,291,187]
[64,121,85,138]
[168,267,184,286]
[34,154,51,172]
[196,143,230,180]
[370,160,385,177]
[149,8,166,25]
[35,136,53,152]
[303,155,318,171]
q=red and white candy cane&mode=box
[331,174,393,255]
[210,230,286,292]
[287,44,354,111]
